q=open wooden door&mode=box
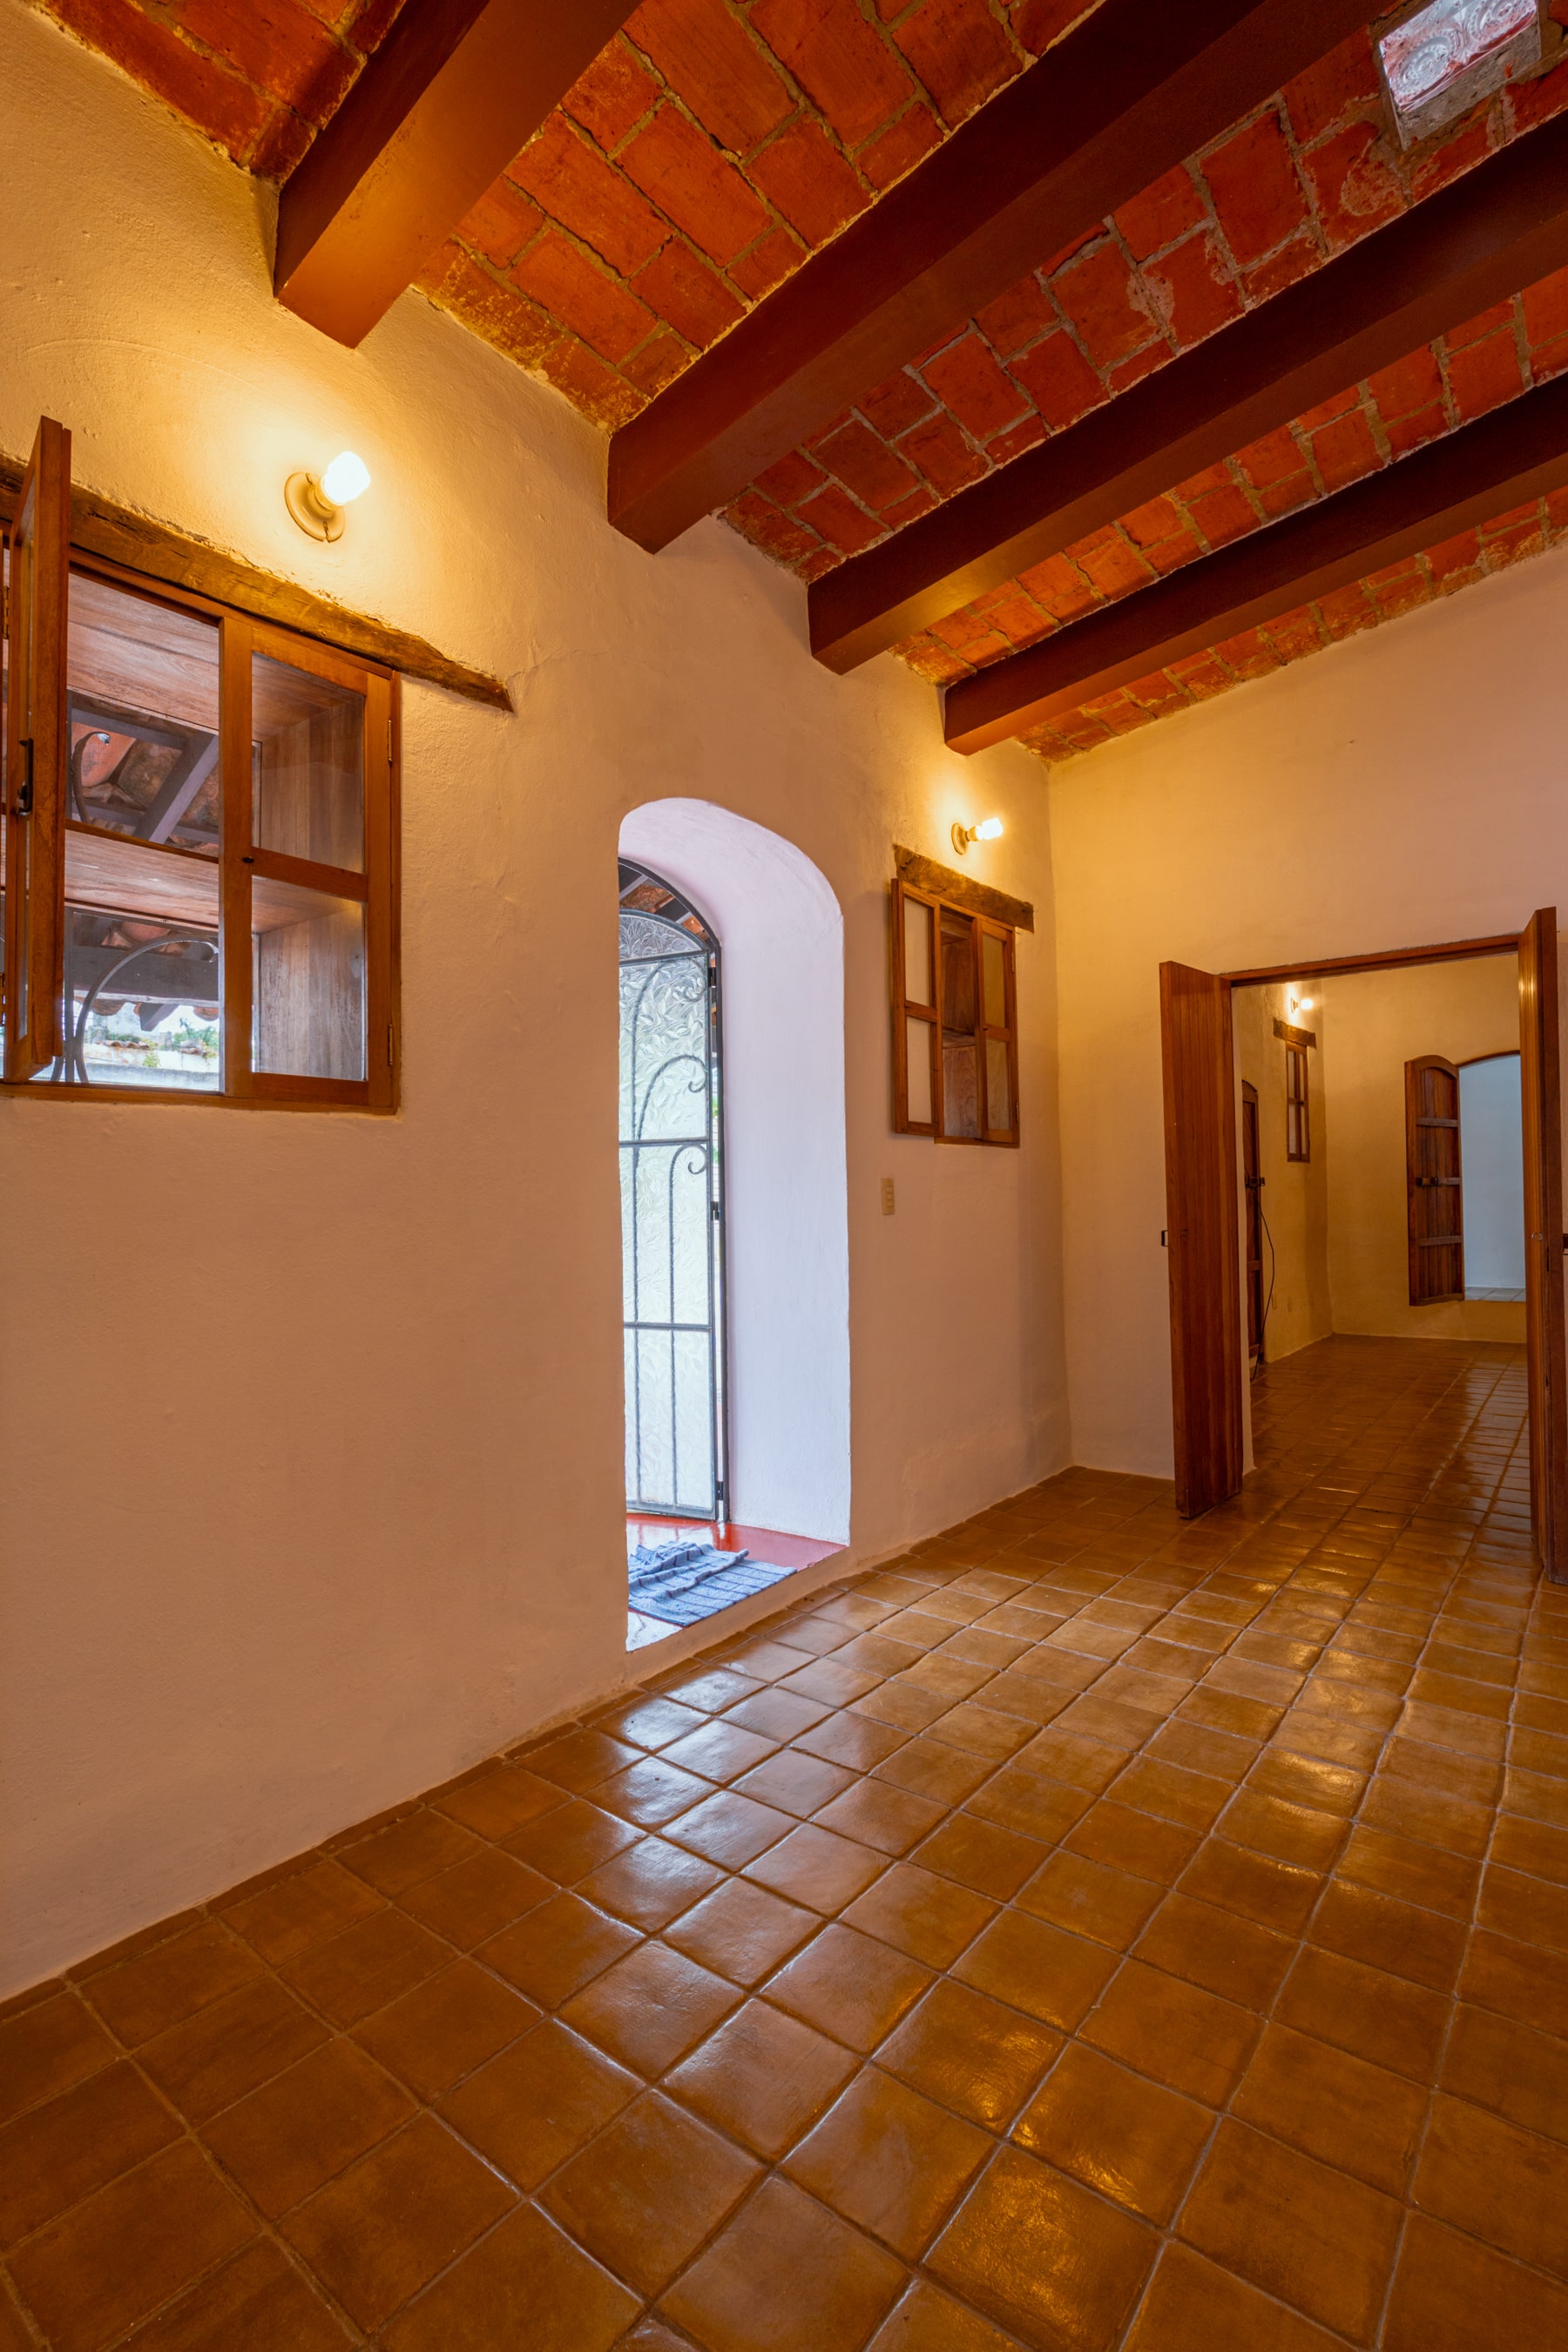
[3,416,71,1081]
[1405,1055,1464,1304]
[1241,1080,1264,1363]
[1161,962,1244,1517]
[1519,908,1567,1582]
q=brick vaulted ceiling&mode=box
[37,0,1568,762]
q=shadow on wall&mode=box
[618,800,850,1544]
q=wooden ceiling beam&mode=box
[274,0,639,348]
[606,0,1388,552]
[942,368,1568,753]
[813,115,1568,672]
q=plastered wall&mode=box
[1233,981,1331,1364]
[1051,510,1568,1481]
[0,3,1068,1994]
[1318,957,1526,1343]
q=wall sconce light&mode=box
[285,450,371,543]
[1288,990,1315,1022]
[952,816,1004,855]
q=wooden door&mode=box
[1405,1055,1464,1304]
[1241,1081,1264,1362]
[1519,908,1567,1582]
[1160,963,1244,1517]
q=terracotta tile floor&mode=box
[4,1334,1567,2350]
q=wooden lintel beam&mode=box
[275,0,638,348]
[942,369,1568,753]
[0,455,512,710]
[606,0,1386,552]
[814,114,1568,672]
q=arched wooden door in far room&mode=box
[1405,1054,1464,1305]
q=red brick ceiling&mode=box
[36,0,1568,760]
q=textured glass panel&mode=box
[621,909,700,962]
[1382,0,1531,106]
[986,1037,1012,1134]
[620,955,709,1139]
[253,652,364,872]
[903,898,933,1007]
[622,1143,712,1325]
[626,1328,714,1517]
[943,1035,979,1139]
[983,931,1006,1028]
[619,924,719,1517]
[906,1016,933,1125]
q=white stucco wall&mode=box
[1051,523,1568,1480]
[0,0,1068,1994]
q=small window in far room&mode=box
[1286,1039,1310,1162]
[890,877,1017,1146]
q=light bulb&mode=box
[321,451,371,506]
[974,816,1004,841]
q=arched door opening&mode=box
[618,860,726,1520]
[618,801,852,1649]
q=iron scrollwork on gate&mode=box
[618,861,727,1519]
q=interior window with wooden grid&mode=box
[3,418,399,1109]
[891,878,1017,1146]
[1285,1038,1310,1162]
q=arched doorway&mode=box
[618,860,726,1519]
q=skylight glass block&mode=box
[1379,0,1541,143]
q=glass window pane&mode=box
[906,1015,933,1125]
[943,1036,979,1139]
[253,876,366,1080]
[941,911,977,1031]
[253,652,364,872]
[68,573,220,856]
[58,904,220,1091]
[983,931,1007,1028]
[903,897,933,1007]
[986,1037,1012,1134]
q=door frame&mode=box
[1160,919,1566,1579]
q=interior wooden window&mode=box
[979,918,1018,1146]
[1285,1039,1310,1162]
[892,881,941,1136]
[891,880,1018,1146]
[2,416,398,1111]
[1406,1052,1465,1303]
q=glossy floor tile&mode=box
[3,1335,1565,2349]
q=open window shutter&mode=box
[978,918,1018,1146]
[3,417,71,1081]
[1405,1055,1463,1304]
[1519,908,1567,1580]
[891,881,940,1135]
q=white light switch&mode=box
[881,1178,896,1215]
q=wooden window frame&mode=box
[3,429,400,1114]
[891,878,1018,1147]
[1284,1038,1309,1162]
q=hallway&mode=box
[2,1336,1563,2350]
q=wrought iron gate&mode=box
[618,861,727,1518]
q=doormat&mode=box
[627,1537,795,1626]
